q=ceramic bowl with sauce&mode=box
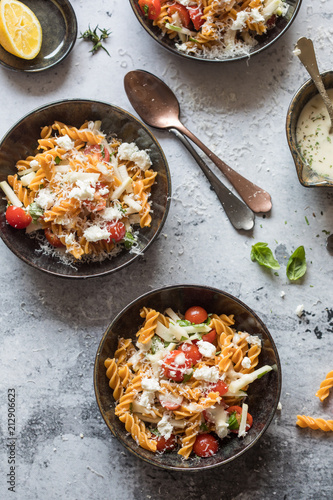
[286,70,333,188]
[94,284,281,471]
[129,0,302,63]
[0,99,171,278]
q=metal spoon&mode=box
[294,37,333,134]
[124,70,272,214]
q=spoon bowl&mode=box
[124,70,272,214]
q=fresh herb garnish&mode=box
[182,371,193,383]
[286,246,307,281]
[143,4,149,15]
[55,156,61,165]
[227,412,239,430]
[80,25,111,56]
[28,202,44,223]
[123,231,135,249]
[177,319,192,327]
[100,144,105,158]
[305,216,309,225]
[250,242,280,270]
[200,422,209,432]
[150,336,164,354]
[150,428,160,436]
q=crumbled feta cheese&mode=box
[197,340,216,358]
[117,142,152,171]
[141,377,160,392]
[100,205,124,221]
[69,179,95,200]
[157,414,173,440]
[56,134,75,151]
[174,352,186,366]
[138,390,155,409]
[83,225,110,242]
[175,0,196,6]
[241,356,251,369]
[233,333,241,345]
[29,159,39,168]
[295,304,304,317]
[193,366,219,383]
[247,335,262,347]
[35,188,56,210]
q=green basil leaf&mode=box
[123,231,135,249]
[150,428,160,436]
[227,412,239,430]
[55,156,61,165]
[200,422,208,432]
[28,202,44,223]
[286,246,307,281]
[177,319,192,327]
[251,242,280,270]
[182,371,193,383]
[150,336,164,354]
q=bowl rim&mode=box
[128,0,303,63]
[94,283,282,471]
[0,98,172,278]
[286,69,333,188]
[0,0,78,73]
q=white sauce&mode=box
[296,89,333,180]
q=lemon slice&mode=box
[0,0,42,60]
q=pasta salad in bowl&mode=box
[129,0,302,62]
[0,100,171,278]
[94,285,281,470]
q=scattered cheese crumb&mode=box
[197,340,216,358]
[241,356,251,369]
[277,402,282,411]
[56,134,75,151]
[280,291,285,298]
[295,304,304,317]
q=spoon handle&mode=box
[174,122,272,213]
[295,37,333,131]
[170,128,255,231]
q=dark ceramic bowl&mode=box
[286,71,333,188]
[0,99,171,278]
[129,0,302,63]
[94,285,281,471]
[0,0,77,72]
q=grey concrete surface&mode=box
[0,0,332,499]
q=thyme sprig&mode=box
[80,25,111,56]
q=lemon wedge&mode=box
[0,0,42,60]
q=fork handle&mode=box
[174,122,272,213]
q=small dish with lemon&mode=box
[0,0,77,72]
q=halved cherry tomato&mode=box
[179,342,202,365]
[193,433,219,457]
[138,0,161,20]
[226,406,253,434]
[161,350,191,382]
[201,329,216,344]
[84,144,110,163]
[185,306,208,324]
[167,4,191,29]
[83,182,108,212]
[155,434,177,452]
[187,5,204,30]
[209,380,228,397]
[44,228,64,247]
[266,14,276,27]
[105,221,126,243]
[6,206,32,229]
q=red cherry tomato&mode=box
[155,434,176,452]
[167,4,191,29]
[138,0,161,20]
[84,144,110,162]
[105,221,126,243]
[179,342,202,365]
[83,182,108,212]
[193,433,219,458]
[226,406,253,434]
[201,329,216,344]
[185,306,208,324]
[209,380,228,397]
[188,5,204,30]
[6,206,32,229]
[44,228,64,247]
[161,350,191,382]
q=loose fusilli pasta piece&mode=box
[296,415,333,431]
[315,371,333,402]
